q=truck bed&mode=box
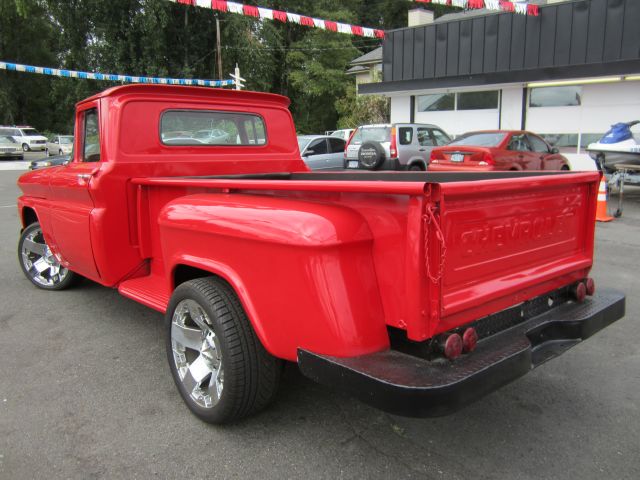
[127,170,600,348]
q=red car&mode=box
[429,130,570,171]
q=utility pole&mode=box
[216,18,223,81]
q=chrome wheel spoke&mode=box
[171,322,203,351]
[171,298,225,409]
[183,354,213,393]
[22,238,46,256]
[32,257,50,274]
[184,300,212,333]
[208,366,223,402]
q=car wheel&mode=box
[561,165,570,171]
[166,277,281,424]
[408,163,425,171]
[18,222,77,290]
[22,143,30,152]
[59,149,63,155]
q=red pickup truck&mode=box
[16,85,625,424]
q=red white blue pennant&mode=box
[0,61,235,87]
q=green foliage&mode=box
[335,83,389,129]
[0,0,450,134]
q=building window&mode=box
[417,93,454,112]
[417,91,499,112]
[457,91,499,110]
[529,86,582,107]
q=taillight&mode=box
[571,282,587,302]
[480,152,494,165]
[345,129,356,158]
[442,333,463,360]
[585,277,595,296]
[430,150,444,161]
[462,328,478,353]
[390,127,397,158]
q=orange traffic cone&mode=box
[596,178,613,222]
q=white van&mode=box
[0,126,48,152]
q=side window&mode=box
[417,128,435,146]
[528,135,550,153]
[398,127,413,145]
[508,134,531,152]
[430,129,451,146]
[83,109,101,162]
[307,138,328,155]
[328,137,346,153]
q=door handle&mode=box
[77,173,92,182]
[419,148,426,152]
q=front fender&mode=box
[159,194,390,361]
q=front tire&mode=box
[18,222,76,290]
[166,277,281,424]
[22,143,30,152]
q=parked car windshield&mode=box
[22,128,43,137]
[59,136,74,144]
[351,126,391,145]
[449,132,507,147]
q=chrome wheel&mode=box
[171,299,224,409]
[20,225,71,288]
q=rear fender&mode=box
[159,193,390,361]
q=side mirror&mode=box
[551,147,559,154]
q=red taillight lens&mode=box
[390,127,397,158]
[571,282,587,302]
[443,333,463,360]
[430,150,444,161]
[482,152,494,164]
[585,277,595,296]
[462,328,478,353]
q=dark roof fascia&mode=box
[383,0,587,35]
[359,60,640,95]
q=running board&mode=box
[118,275,170,313]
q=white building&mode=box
[359,0,640,153]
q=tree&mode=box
[335,84,389,128]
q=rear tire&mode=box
[166,277,281,424]
[408,163,425,171]
[561,165,570,171]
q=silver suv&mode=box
[344,123,451,171]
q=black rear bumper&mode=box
[297,289,625,417]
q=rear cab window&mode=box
[161,110,267,146]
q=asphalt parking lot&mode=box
[0,167,638,479]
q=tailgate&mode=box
[432,172,599,333]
